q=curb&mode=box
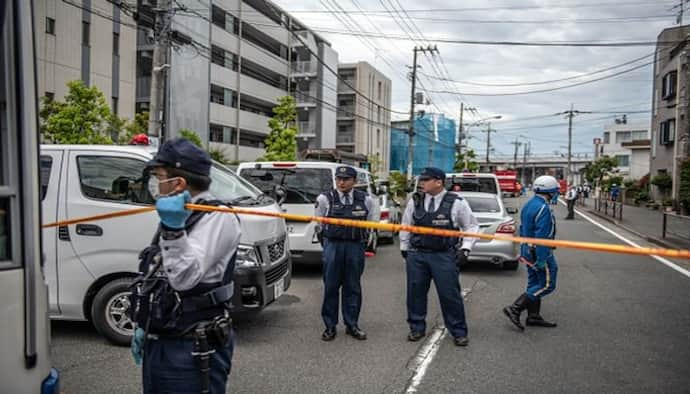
[581,208,681,250]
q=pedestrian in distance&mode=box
[400,167,479,347]
[565,186,577,220]
[129,138,241,394]
[503,175,559,331]
[315,166,379,341]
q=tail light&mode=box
[380,211,390,220]
[496,220,516,234]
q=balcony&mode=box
[338,79,355,93]
[337,105,355,119]
[291,60,317,77]
[336,133,355,144]
[621,139,651,149]
[297,121,316,138]
[293,90,317,108]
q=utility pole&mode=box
[511,137,523,169]
[147,0,172,144]
[457,103,464,157]
[407,45,438,180]
[522,141,530,186]
[559,105,591,186]
[482,122,495,171]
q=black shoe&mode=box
[346,326,367,340]
[502,293,531,331]
[321,327,336,341]
[407,331,426,342]
[453,336,469,347]
[526,298,557,327]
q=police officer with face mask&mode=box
[129,138,241,394]
[315,166,379,341]
[400,167,479,347]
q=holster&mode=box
[191,315,231,394]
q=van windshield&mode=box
[240,167,332,204]
[209,164,264,204]
[444,177,498,194]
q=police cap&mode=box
[418,167,446,181]
[146,138,212,176]
[335,165,357,179]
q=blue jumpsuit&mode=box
[519,195,558,301]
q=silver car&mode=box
[456,191,520,270]
[378,193,402,243]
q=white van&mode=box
[40,145,291,345]
[414,172,501,196]
[237,162,380,264]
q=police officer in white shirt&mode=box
[400,167,479,346]
[565,186,577,220]
[315,166,379,341]
[129,138,241,394]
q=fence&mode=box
[594,197,623,220]
[662,212,690,241]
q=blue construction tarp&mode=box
[390,113,456,176]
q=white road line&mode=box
[561,201,690,278]
[405,327,446,393]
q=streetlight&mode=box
[461,115,502,170]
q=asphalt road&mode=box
[50,196,690,393]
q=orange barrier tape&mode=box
[42,203,690,260]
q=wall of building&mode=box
[600,121,650,180]
[390,113,456,175]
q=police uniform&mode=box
[129,139,241,394]
[503,189,558,330]
[399,167,479,346]
[315,166,378,341]
[565,187,577,220]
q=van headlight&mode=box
[236,244,259,268]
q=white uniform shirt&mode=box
[314,189,380,221]
[159,191,242,291]
[566,188,578,201]
[399,190,479,251]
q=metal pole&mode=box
[147,0,171,141]
[407,47,419,179]
[566,103,573,186]
[457,103,464,156]
[522,141,529,186]
[234,0,244,161]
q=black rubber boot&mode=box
[526,298,557,327]
[502,293,530,331]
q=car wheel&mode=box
[502,260,519,270]
[91,278,135,346]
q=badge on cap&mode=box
[339,167,347,173]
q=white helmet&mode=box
[533,175,559,194]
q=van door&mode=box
[60,149,157,317]
[39,150,63,314]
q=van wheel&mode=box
[502,260,519,270]
[91,278,135,346]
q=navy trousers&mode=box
[406,250,468,338]
[142,331,234,394]
[321,238,366,329]
[526,255,558,301]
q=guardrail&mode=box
[662,212,690,241]
[594,197,623,220]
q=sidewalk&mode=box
[579,198,690,250]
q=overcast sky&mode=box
[268,0,678,159]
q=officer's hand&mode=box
[156,190,192,230]
[401,250,408,259]
[131,327,145,366]
[456,248,470,269]
[534,259,547,270]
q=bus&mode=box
[0,1,60,392]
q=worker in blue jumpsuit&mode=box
[503,175,559,331]
[315,166,379,341]
[400,167,479,347]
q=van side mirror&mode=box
[506,207,518,214]
[273,185,286,205]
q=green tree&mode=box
[679,160,690,213]
[454,149,479,172]
[388,171,409,199]
[118,111,149,144]
[583,156,617,185]
[208,148,229,165]
[651,173,673,193]
[367,154,383,184]
[178,128,203,147]
[40,80,114,144]
[260,96,297,161]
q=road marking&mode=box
[405,327,446,393]
[562,201,690,278]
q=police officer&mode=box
[565,186,577,220]
[129,138,241,393]
[503,175,559,331]
[315,165,379,341]
[400,167,479,347]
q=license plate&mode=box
[274,278,284,299]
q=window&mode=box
[210,124,235,143]
[112,97,118,115]
[631,130,648,140]
[616,155,630,167]
[240,94,274,117]
[211,84,225,105]
[463,196,500,213]
[378,81,382,100]
[240,168,332,204]
[212,5,236,33]
[238,130,266,148]
[211,45,238,71]
[113,32,119,55]
[40,156,53,201]
[662,71,677,100]
[76,156,153,204]
[660,119,676,145]
[46,17,55,35]
[241,22,288,60]
[603,132,610,144]
[45,92,55,101]
[241,58,287,90]
[82,21,90,46]
[615,131,632,143]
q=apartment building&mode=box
[136,0,338,161]
[599,120,651,180]
[34,0,137,120]
[336,62,392,175]
[390,113,456,175]
[650,26,690,201]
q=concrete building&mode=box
[599,120,651,180]
[390,113,456,175]
[336,62,392,174]
[136,0,338,162]
[34,0,137,120]
[650,26,690,201]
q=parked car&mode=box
[40,145,292,345]
[378,193,402,243]
[238,162,381,263]
[414,172,501,197]
[454,191,520,270]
